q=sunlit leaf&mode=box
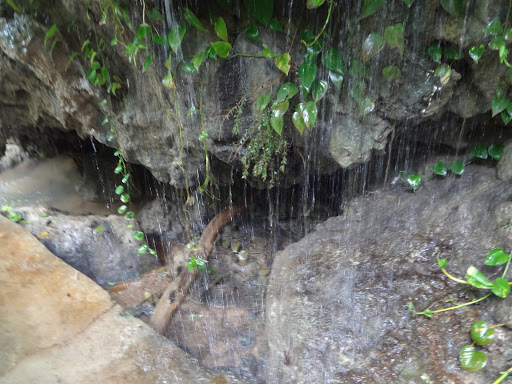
[120,193,130,203]
[45,24,57,46]
[488,143,504,161]
[471,321,495,345]
[440,0,464,17]
[184,8,207,31]
[168,25,186,53]
[404,173,421,190]
[483,19,503,35]
[125,211,135,219]
[360,98,375,116]
[245,24,259,40]
[469,45,484,63]
[142,54,153,73]
[275,52,291,75]
[362,33,385,63]
[298,63,317,95]
[256,94,271,114]
[448,160,464,175]
[162,73,175,88]
[307,0,325,9]
[93,225,103,234]
[382,65,401,80]
[115,185,124,195]
[292,111,306,135]
[134,231,145,241]
[312,79,328,102]
[118,205,128,214]
[360,0,387,19]
[298,101,318,130]
[275,82,299,103]
[215,17,228,42]
[432,161,447,176]
[136,23,152,42]
[485,248,510,265]
[466,266,492,289]
[384,23,404,56]
[211,41,232,58]
[491,277,510,298]
[243,0,273,27]
[459,346,487,372]
[262,43,277,58]
[270,100,289,135]
[138,244,149,253]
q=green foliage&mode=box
[184,8,207,32]
[360,0,387,19]
[245,24,259,40]
[188,256,208,271]
[382,65,401,80]
[243,0,273,27]
[362,33,385,63]
[275,53,291,75]
[399,171,421,191]
[1,206,22,223]
[459,345,487,372]
[440,0,464,17]
[384,23,404,56]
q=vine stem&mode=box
[414,293,491,316]
[441,267,469,284]
[306,0,334,48]
[493,365,512,384]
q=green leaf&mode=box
[206,45,217,60]
[471,321,495,345]
[192,50,205,71]
[115,185,124,194]
[134,231,145,241]
[162,73,175,88]
[211,41,232,58]
[214,17,228,42]
[322,49,345,73]
[148,8,163,22]
[466,266,492,289]
[434,64,451,85]
[362,33,385,63]
[440,0,464,17]
[423,309,433,318]
[329,70,344,88]
[168,25,186,53]
[311,79,328,102]
[243,0,273,27]
[275,52,291,75]
[488,143,504,161]
[360,98,375,116]
[270,100,289,135]
[7,0,23,13]
[262,44,277,58]
[501,110,512,125]
[448,160,464,175]
[125,211,135,219]
[142,55,153,73]
[489,36,506,51]
[245,24,259,40]
[136,23,152,42]
[45,24,57,46]
[406,173,421,190]
[151,33,167,45]
[471,144,488,159]
[120,193,130,203]
[297,101,318,130]
[269,18,282,31]
[492,277,510,298]
[256,94,271,114]
[186,106,196,116]
[492,95,510,117]
[485,248,510,266]
[307,0,325,9]
[360,0,387,19]
[118,205,128,214]
[275,82,299,104]
[298,63,317,95]
[384,23,404,56]
[93,225,104,234]
[428,44,442,62]
[303,42,322,64]
[292,111,306,135]
[402,0,414,6]
[469,45,484,63]
[184,8,207,32]
[432,161,447,176]
[483,19,503,35]
[300,29,316,45]
[438,258,448,268]
[459,346,487,372]
[138,244,149,254]
[444,44,463,60]
[182,62,197,73]
[122,173,130,184]
[382,65,401,80]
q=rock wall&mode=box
[0,0,510,188]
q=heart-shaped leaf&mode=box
[488,143,504,161]
[182,61,197,73]
[440,0,464,17]
[184,8,207,31]
[292,111,306,135]
[469,45,484,63]
[459,346,487,372]
[360,0,387,19]
[466,266,492,289]
[270,100,289,135]
[329,70,344,88]
[492,95,510,117]
[483,19,503,35]
[162,73,175,88]
[211,41,232,58]
[360,97,375,116]
[256,94,271,114]
[382,65,401,80]
[471,321,495,345]
[471,144,488,159]
[432,161,447,176]
[428,44,442,62]
[215,17,228,42]
[275,52,291,75]
[311,79,328,102]
[307,0,325,9]
[134,231,145,241]
[406,173,421,190]
[491,277,510,298]
[485,248,510,265]
[435,64,451,85]
[136,23,152,42]
[262,44,277,58]
[322,48,345,73]
[269,18,282,32]
[502,110,512,125]
[448,160,464,175]
[362,33,385,63]
[168,25,186,53]
[384,23,404,56]
[245,24,259,40]
[299,63,317,95]
[297,101,318,130]
[303,42,322,64]
[489,36,506,51]
[275,82,299,104]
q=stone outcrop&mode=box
[0,215,247,384]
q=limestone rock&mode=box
[497,141,512,181]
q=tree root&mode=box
[149,201,247,334]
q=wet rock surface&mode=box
[0,215,248,384]
[266,165,512,383]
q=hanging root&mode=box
[149,201,248,334]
